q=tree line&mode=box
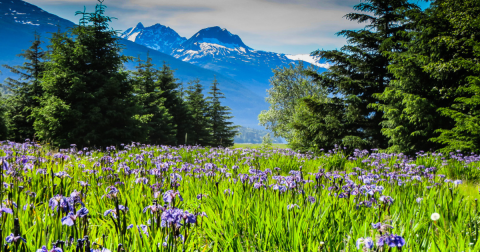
[0,1,237,148]
[260,0,480,154]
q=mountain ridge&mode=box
[0,0,267,129]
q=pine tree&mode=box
[1,32,45,141]
[375,0,480,153]
[132,54,176,145]
[33,1,139,147]
[310,0,419,150]
[156,62,191,145]
[185,79,211,146]
[206,77,237,147]
[0,91,8,140]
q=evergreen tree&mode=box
[33,1,139,147]
[185,79,211,146]
[156,62,191,145]
[1,32,45,141]
[375,0,480,153]
[0,91,8,140]
[310,0,419,150]
[132,54,176,145]
[206,77,237,147]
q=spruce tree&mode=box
[185,79,211,146]
[1,32,45,141]
[156,62,191,145]
[132,54,176,145]
[375,0,480,153]
[0,91,8,140]
[33,1,139,147]
[309,0,419,150]
[206,77,237,147]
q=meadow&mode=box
[0,141,479,251]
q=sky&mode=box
[26,0,430,55]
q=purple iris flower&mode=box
[385,234,406,247]
[143,205,165,214]
[161,208,184,228]
[356,237,374,249]
[104,205,128,219]
[5,233,26,243]
[36,245,63,252]
[163,190,183,204]
[287,204,300,210]
[307,196,316,204]
[0,207,13,217]
[182,211,197,224]
[49,195,69,213]
[61,207,89,226]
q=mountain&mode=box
[121,24,329,96]
[122,22,187,55]
[0,0,267,129]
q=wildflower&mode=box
[182,210,197,224]
[385,234,405,247]
[416,197,423,203]
[431,213,440,221]
[61,207,89,226]
[163,190,183,204]
[0,207,13,217]
[307,196,316,204]
[36,245,63,252]
[5,233,26,243]
[143,204,165,214]
[161,208,184,228]
[453,180,462,185]
[49,195,69,213]
[104,205,128,219]
[197,194,208,200]
[356,237,374,249]
[287,204,300,210]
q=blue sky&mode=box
[26,0,430,55]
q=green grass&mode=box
[0,143,479,251]
[233,143,288,149]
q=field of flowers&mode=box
[0,141,479,251]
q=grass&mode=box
[233,143,288,149]
[0,142,479,251]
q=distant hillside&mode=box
[234,126,284,144]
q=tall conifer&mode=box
[1,32,45,141]
[33,0,139,147]
[206,77,237,147]
[132,54,176,145]
[185,79,211,146]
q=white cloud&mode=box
[26,0,366,54]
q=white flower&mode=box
[431,212,440,221]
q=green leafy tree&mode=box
[1,32,45,141]
[185,79,211,146]
[259,62,327,142]
[311,0,419,150]
[132,54,176,145]
[289,96,353,152]
[206,77,237,147]
[33,1,139,147]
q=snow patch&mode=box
[127,32,140,42]
[285,54,330,69]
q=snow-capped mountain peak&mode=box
[181,26,251,51]
[120,22,186,54]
